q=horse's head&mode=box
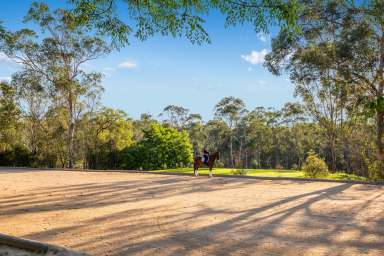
[213,151,220,160]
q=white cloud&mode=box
[0,76,11,82]
[0,52,23,67]
[257,33,268,43]
[257,80,267,85]
[241,49,269,65]
[0,52,15,64]
[118,61,137,69]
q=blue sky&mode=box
[0,0,296,120]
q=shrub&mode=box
[0,145,33,167]
[250,159,258,169]
[215,160,225,168]
[121,123,193,170]
[302,150,329,178]
[291,164,299,170]
[368,160,384,181]
[231,168,248,176]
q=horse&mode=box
[193,152,220,177]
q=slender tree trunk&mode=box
[229,134,234,168]
[239,137,243,168]
[376,107,384,176]
[377,111,384,161]
[68,121,75,168]
[245,150,248,169]
[329,134,337,172]
[67,94,75,168]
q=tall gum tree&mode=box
[214,96,246,168]
[1,3,110,168]
[265,0,384,177]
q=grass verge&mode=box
[151,168,367,181]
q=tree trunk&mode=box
[329,135,337,172]
[239,137,243,168]
[376,108,384,177]
[245,150,248,169]
[68,121,75,168]
[67,94,75,168]
[229,134,234,168]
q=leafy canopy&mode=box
[69,0,301,47]
[122,123,193,170]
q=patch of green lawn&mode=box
[151,168,367,181]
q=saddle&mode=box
[202,154,209,164]
[195,154,209,164]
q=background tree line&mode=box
[0,1,383,179]
[0,78,378,179]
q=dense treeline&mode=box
[0,1,383,179]
[0,79,378,179]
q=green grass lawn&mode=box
[151,168,367,181]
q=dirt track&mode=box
[0,168,383,256]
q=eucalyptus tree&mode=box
[265,0,384,177]
[184,113,205,155]
[1,3,110,168]
[81,107,133,169]
[214,96,246,167]
[0,82,20,151]
[132,113,157,141]
[159,105,189,130]
[204,119,230,165]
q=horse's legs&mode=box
[209,166,213,178]
[194,163,198,176]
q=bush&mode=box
[250,159,258,169]
[231,168,248,176]
[0,145,33,167]
[121,123,193,170]
[215,160,225,168]
[302,150,329,178]
[291,164,299,170]
[368,160,384,181]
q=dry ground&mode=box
[0,168,383,256]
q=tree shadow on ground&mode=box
[1,169,383,256]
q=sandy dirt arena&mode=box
[0,168,383,256]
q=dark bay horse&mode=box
[193,152,220,177]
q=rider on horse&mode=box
[202,148,209,164]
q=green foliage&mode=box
[265,0,384,173]
[0,1,381,181]
[291,163,299,170]
[0,82,21,151]
[154,168,366,181]
[231,168,248,176]
[0,145,33,167]
[69,0,300,47]
[82,108,134,169]
[1,3,110,168]
[215,160,225,168]
[368,160,384,181]
[302,150,329,178]
[122,123,193,170]
[250,159,259,169]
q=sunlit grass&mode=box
[151,168,367,181]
